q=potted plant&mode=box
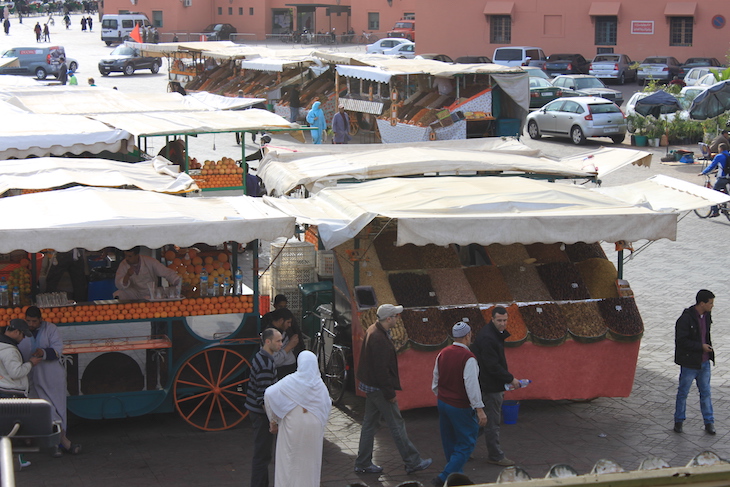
[629,114,649,147]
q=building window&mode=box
[249,7,254,15]
[594,16,617,45]
[368,12,379,30]
[228,7,232,15]
[239,7,243,15]
[217,7,222,15]
[670,17,693,46]
[403,12,415,20]
[490,15,511,44]
[152,10,163,27]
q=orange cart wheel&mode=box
[349,116,359,136]
[173,347,250,431]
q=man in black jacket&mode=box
[674,289,716,435]
[471,306,520,466]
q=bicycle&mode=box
[358,31,378,45]
[306,304,349,405]
[694,174,730,220]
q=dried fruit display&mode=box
[428,268,478,305]
[575,258,619,299]
[374,232,421,270]
[536,262,591,301]
[597,298,644,338]
[420,244,461,269]
[388,272,439,308]
[440,306,487,337]
[485,243,531,266]
[560,301,607,339]
[335,239,397,306]
[402,308,447,345]
[359,306,409,351]
[480,303,528,343]
[463,266,514,304]
[500,264,552,302]
[525,243,570,264]
[520,303,567,342]
[565,242,607,262]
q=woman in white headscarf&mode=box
[264,350,331,487]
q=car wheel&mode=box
[150,62,160,74]
[571,126,586,145]
[619,72,625,85]
[527,120,541,140]
[35,67,47,80]
[69,61,78,72]
[105,41,112,46]
[611,134,626,144]
[627,118,635,133]
[123,64,135,76]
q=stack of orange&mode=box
[194,156,244,189]
[0,295,255,326]
[163,249,233,299]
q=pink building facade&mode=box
[104,0,728,66]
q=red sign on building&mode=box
[631,21,654,34]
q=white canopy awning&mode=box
[0,156,197,195]
[0,113,134,159]
[0,187,295,253]
[263,176,679,249]
[185,92,266,110]
[239,57,313,72]
[91,108,299,137]
[258,144,651,195]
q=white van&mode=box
[493,46,547,68]
[100,14,151,46]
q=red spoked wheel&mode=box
[173,347,250,431]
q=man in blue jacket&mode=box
[673,289,715,435]
[699,143,730,217]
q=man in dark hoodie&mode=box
[674,289,716,435]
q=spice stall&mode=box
[264,175,725,409]
[0,187,296,430]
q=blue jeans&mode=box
[436,399,479,483]
[356,389,422,470]
[674,361,714,424]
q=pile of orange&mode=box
[162,249,234,298]
[0,295,255,325]
[194,156,244,189]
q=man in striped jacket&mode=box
[246,328,283,487]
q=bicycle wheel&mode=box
[324,347,347,405]
[694,206,713,218]
[313,334,327,376]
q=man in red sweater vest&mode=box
[431,322,487,486]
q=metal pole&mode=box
[253,240,260,330]
[617,249,624,279]
[0,436,14,487]
[353,238,360,287]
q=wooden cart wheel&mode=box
[349,116,359,136]
[173,347,250,431]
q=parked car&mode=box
[366,38,411,54]
[680,57,722,78]
[637,56,682,83]
[387,19,415,41]
[551,74,624,106]
[522,66,551,80]
[696,73,718,87]
[544,53,590,76]
[98,45,162,76]
[624,91,688,131]
[455,55,491,64]
[201,23,237,41]
[589,53,636,84]
[680,85,706,105]
[382,41,416,59]
[529,77,563,108]
[415,53,454,63]
[683,67,717,86]
[526,96,626,145]
[493,46,547,68]
[0,46,78,80]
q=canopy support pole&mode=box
[353,237,360,287]
[183,134,189,173]
[617,249,624,279]
[253,239,260,329]
[30,253,38,299]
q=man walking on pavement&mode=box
[431,322,487,486]
[674,289,716,435]
[471,306,520,466]
[331,103,352,144]
[355,304,432,476]
[245,327,283,487]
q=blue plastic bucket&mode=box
[502,400,520,424]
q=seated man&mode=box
[709,129,730,154]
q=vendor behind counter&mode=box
[114,246,181,301]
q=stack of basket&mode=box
[270,238,317,320]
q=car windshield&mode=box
[204,24,218,31]
[593,55,619,62]
[0,50,12,58]
[111,46,136,56]
[575,78,605,89]
[686,58,711,65]
[589,103,620,114]
[394,22,413,29]
[530,78,552,88]
[642,58,667,64]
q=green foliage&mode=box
[642,79,664,93]
[710,66,730,82]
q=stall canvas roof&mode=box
[258,144,651,195]
[0,156,197,195]
[238,57,315,72]
[263,176,680,249]
[0,113,134,160]
[335,58,524,82]
[0,187,295,253]
[185,92,266,110]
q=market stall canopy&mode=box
[258,144,651,195]
[0,156,197,195]
[0,186,295,253]
[594,174,730,211]
[263,176,678,249]
[0,113,134,159]
[185,92,266,110]
[90,108,300,137]
[238,57,315,72]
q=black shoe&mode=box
[673,422,683,433]
[709,212,721,218]
[705,423,716,435]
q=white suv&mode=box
[493,46,547,68]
